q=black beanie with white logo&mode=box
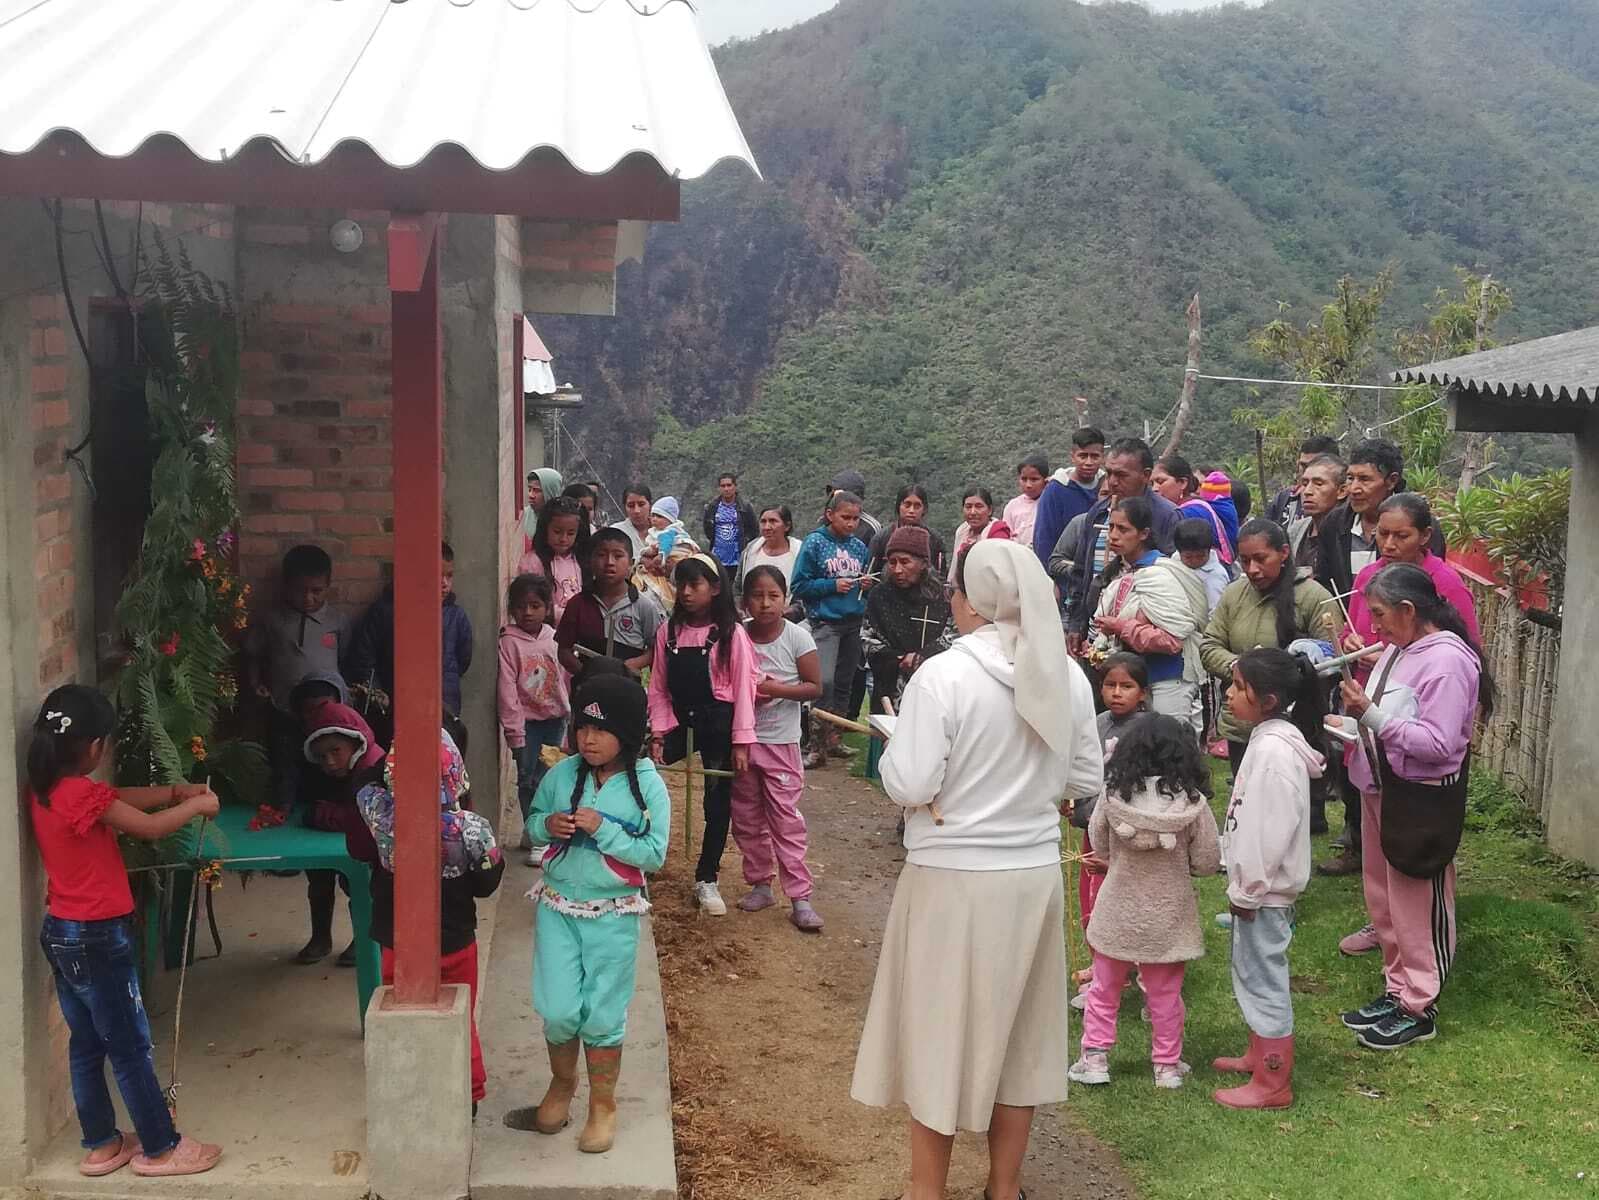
[571,672,648,753]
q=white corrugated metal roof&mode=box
[0,0,757,180]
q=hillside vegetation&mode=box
[541,0,1599,524]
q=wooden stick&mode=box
[684,726,696,857]
[813,708,875,737]
[1312,643,1384,675]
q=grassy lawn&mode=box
[1062,766,1599,1199]
[847,718,1598,1195]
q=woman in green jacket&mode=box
[1201,519,1337,774]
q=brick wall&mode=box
[237,211,393,610]
[28,293,77,692]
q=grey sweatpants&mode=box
[1230,904,1296,1038]
[809,619,862,715]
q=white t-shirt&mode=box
[740,536,802,587]
[748,620,818,745]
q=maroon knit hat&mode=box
[885,525,932,561]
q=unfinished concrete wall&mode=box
[441,214,521,819]
[0,198,236,1181]
[1546,422,1599,869]
[522,220,620,317]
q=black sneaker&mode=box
[1358,1011,1436,1050]
[1340,994,1400,1030]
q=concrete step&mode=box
[469,861,676,1200]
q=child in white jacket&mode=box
[1213,647,1326,1112]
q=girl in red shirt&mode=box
[28,685,225,1179]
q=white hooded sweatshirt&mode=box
[1222,718,1326,909]
[881,626,1103,871]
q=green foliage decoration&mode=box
[111,232,265,869]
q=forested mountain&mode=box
[541,0,1599,524]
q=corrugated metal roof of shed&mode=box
[1394,325,1599,406]
[0,0,757,180]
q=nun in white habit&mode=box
[851,538,1103,1200]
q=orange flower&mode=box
[189,736,207,762]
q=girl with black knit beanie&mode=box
[509,672,669,1156]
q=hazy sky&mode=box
[696,0,1262,44]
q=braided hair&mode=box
[561,753,653,837]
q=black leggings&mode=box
[664,701,735,884]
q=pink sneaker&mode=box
[1339,923,1381,957]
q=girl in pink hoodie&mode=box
[498,574,570,854]
[1213,647,1327,1111]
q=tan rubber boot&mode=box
[502,1040,579,1134]
[578,1045,623,1153]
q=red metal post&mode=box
[388,214,444,1007]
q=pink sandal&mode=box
[130,1135,223,1177]
[79,1131,140,1177]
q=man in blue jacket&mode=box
[1062,438,1181,654]
[1032,425,1106,566]
[790,489,873,767]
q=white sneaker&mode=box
[1067,1050,1110,1085]
[694,881,727,916]
[1153,1061,1192,1090]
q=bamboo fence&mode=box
[1466,578,1561,822]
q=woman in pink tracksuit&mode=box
[1337,562,1495,1052]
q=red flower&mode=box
[158,633,181,657]
[190,538,207,562]
[246,804,287,832]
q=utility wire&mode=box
[553,414,625,518]
[1186,370,1414,393]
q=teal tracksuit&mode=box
[527,755,670,1047]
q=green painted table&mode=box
[155,804,380,1030]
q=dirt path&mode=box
[653,760,1138,1200]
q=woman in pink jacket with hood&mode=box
[1337,563,1494,1053]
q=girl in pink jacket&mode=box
[647,555,758,916]
[498,574,570,854]
[1213,648,1327,1111]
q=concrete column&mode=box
[364,984,473,1200]
[1546,420,1599,868]
[441,215,517,828]
[0,285,48,1185]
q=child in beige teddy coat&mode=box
[1070,714,1221,1089]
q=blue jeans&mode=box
[516,717,568,822]
[40,915,180,1155]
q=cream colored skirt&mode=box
[850,862,1069,1135]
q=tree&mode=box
[1392,270,1512,489]
[1234,270,1394,480]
